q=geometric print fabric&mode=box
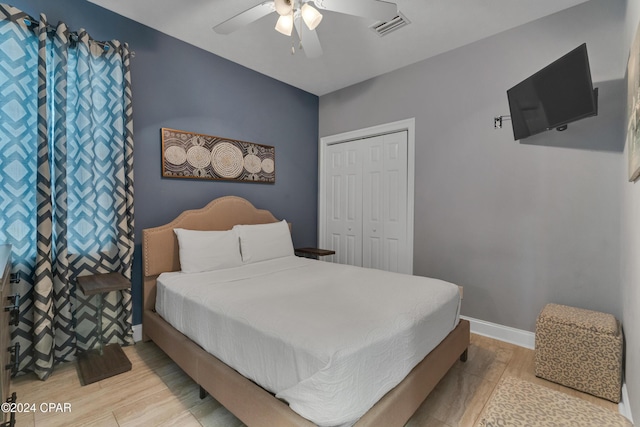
[0,4,134,380]
[0,4,39,379]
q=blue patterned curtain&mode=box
[0,4,39,374]
[0,4,134,380]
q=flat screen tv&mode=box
[507,43,598,141]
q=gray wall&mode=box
[320,0,626,332]
[622,0,640,420]
[10,0,320,325]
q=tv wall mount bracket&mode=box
[493,115,511,129]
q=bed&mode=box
[142,196,470,427]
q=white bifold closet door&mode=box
[324,131,409,273]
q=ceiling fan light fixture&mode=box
[300,3,323,30]
[274,0,293,16]
[275,13,294,36]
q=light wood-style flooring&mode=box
[11,334,618,427]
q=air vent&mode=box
[370,12,410,37]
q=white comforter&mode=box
[156,256,461,426]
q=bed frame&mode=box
[142,196,470,427]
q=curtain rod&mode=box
[22,17,136,58]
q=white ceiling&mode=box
[87,0,592,96]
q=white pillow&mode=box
[233,220,294,263]
[173,228,243,273]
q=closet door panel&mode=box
[324,142,362,266]
[363,136,384,269]
[382,131,408,273]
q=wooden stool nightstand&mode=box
[76,272,132,385]
[294,247,336,259]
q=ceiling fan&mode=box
[213,0,398,58]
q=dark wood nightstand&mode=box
[294,247,336,259]
[76,272,132,385]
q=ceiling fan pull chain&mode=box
[292,24,296,55]
[298,1,304,52]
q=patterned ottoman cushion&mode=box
[477,376,632,427]
[535,303,623,402]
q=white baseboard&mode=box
[460,315,535,349]
[619,382,634,423]
[461,315,633,421]
[132,323,142,342]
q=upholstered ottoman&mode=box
[535,303,623,402]
[477,377,632,427]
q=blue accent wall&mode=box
[9,0,320,325]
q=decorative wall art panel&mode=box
[627,22,640,182]
[161,128,275,183]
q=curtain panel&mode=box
[0,4,134,380]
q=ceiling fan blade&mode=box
[294,20,323,59]
[213,1,274,35]
[313,0,397,22]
